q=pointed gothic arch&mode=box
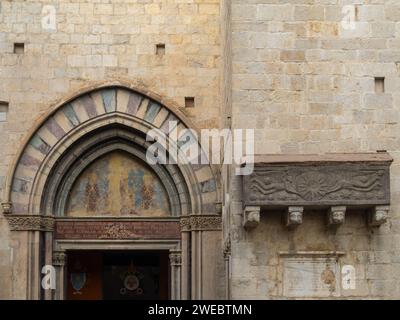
[2,83,222,300]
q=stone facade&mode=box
[1,0,400,299]
[226,0,400,299]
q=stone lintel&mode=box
[243,206,260,229]
[243,153,391,208]
[249,153,393,166]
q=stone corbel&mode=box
[1,202,12,214]
[286,206,303,227]
[328,206,346,226]
[368,205,390,227]
[243,206,260,229]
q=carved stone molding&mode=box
[180,215,222,231]
[368,205,390,227]
[6,215,55,231]
[1,202,12,214]
[328,206,346,226]
[286,206,303,227]
[223,237,231,260]
[243,155,392,207]
[52,251,67,266]
[243,206,260,229]
[169,250,182,266]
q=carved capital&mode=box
[369,205,390,227]
[1,202,12,214]
[180,216,191,232]
[286,206,303,227]
[6,215,55,231]
[180,215,222,232]
[243,206,260,229]
[328,206,346,226]
[215,202,223,214]
[52,251,67,266]
[169,250,182,266]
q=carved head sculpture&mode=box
[288,211,303,225]
[331,210,345,224]
[375,209,388,223]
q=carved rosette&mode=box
[6,215,55,231]
[180,215,222,231]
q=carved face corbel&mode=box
[328,206,346,226]
[286,207,303,227]
[369,205,390,227]
[1,202,12,214]
[243,206,260,229]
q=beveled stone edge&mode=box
[244,152,393,166]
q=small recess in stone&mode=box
[156,44,165,55]
[375,77,385,94]
[13,43,24,54]
[185,97,195,108]
[0,102,9,122]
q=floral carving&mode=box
[6,215,54,231]
[99,223,138,239]
[180,215,222,231]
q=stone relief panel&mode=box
[243,164,390,207]
[65,151,170,217]
[282,256,340,298]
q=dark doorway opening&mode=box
[66,250,170,300]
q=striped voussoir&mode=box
[10,86,217,215]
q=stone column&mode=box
[180,217,191,300]
[169,249,182,300]
[52,251,67,300]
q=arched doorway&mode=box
[3,83,222,300]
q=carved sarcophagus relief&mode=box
[242,153,392,228]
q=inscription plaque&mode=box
[282,257,340,298]
[55,220,181,240]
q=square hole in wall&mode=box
[0,102,9,122]
[185,97,195,108]
[156,43,165,56]
[13,43,24,54]
[375,77,385,94]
